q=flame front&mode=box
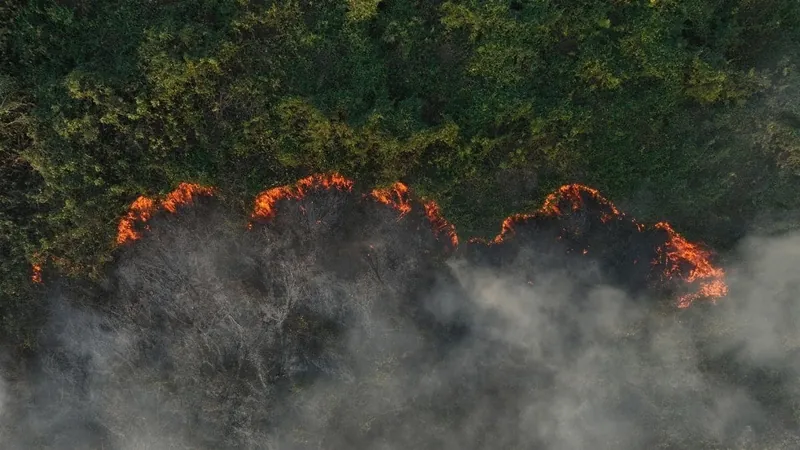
[423,200,459,247]
[371,182,412,217]
[103,177,728,308]
[541,184,622,223]
[370,182,458,247]
[488,184,621,244]
[116,183,214,245]
[252,173,354,221]
[116,196,157,245]
[162,183,215,213]
[490,214,529,244]
[486,183,727,307]
[653,222,728,308]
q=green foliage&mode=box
[347,0,382,23]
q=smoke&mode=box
[0,367,5,420]
[3,187,800,449]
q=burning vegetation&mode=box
[653,222,729,308]
[488,184,625,245]
[17,175,784,450]
[160,183,215,214]
[465,183,728,308]
[53,175,727,308]
[371,182,459,248]
[251,173,354,221]
[423,200,460,248]
[371,182,413,217]
[116,183,214,245]
[30,263,42,284]
[542,184,622,221]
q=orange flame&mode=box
[109,177,725,308]
[117,196,156,245]
[423,200,459,247]
[252,173,354,221]
[488,184,619,244]
[29,251,46,284]
[653,222,728,308]
[487,184,727,306]
[371,182,412,217]
[370,182,459,247]
[162,183,215,213]
[541,184,622,223]
[491,214,530,244]
[31,263,43,284]
[116,183,214,245]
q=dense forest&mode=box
[1,1,800,446]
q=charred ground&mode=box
[2,180,798,449]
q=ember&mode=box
[31,263,42,284]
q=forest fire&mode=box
[653,222,729,308]
[541,184,622,223]
[116,196,156,245]
[90,176,730,308]
[490,214,531,244]
[251,173,354,221]
[370,182,458,247]
[116,183,214,245]
[31,263,42,284]
[483,184,623,245]
[423,200,459,247]
[477,183,727,307]
[371,182,413,217]
[161,183,215,213]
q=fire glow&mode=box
[31,263,42,284]
[78,175,729,308]
[480,184,727,308]
[488,184,626,245]
[371,182,413,218]
[252,173,354,221]
[370,182,458,247]
[423,200,459,247]
[116,183,214,245]
[653,222,729,308]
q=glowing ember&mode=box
[652,222,728,308]
[31,263,42,284]
[423,200,459,247]
[252,173,354,221]
[371,182,413,218]
[116,183,214,245]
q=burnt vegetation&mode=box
[0,184,797,448]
